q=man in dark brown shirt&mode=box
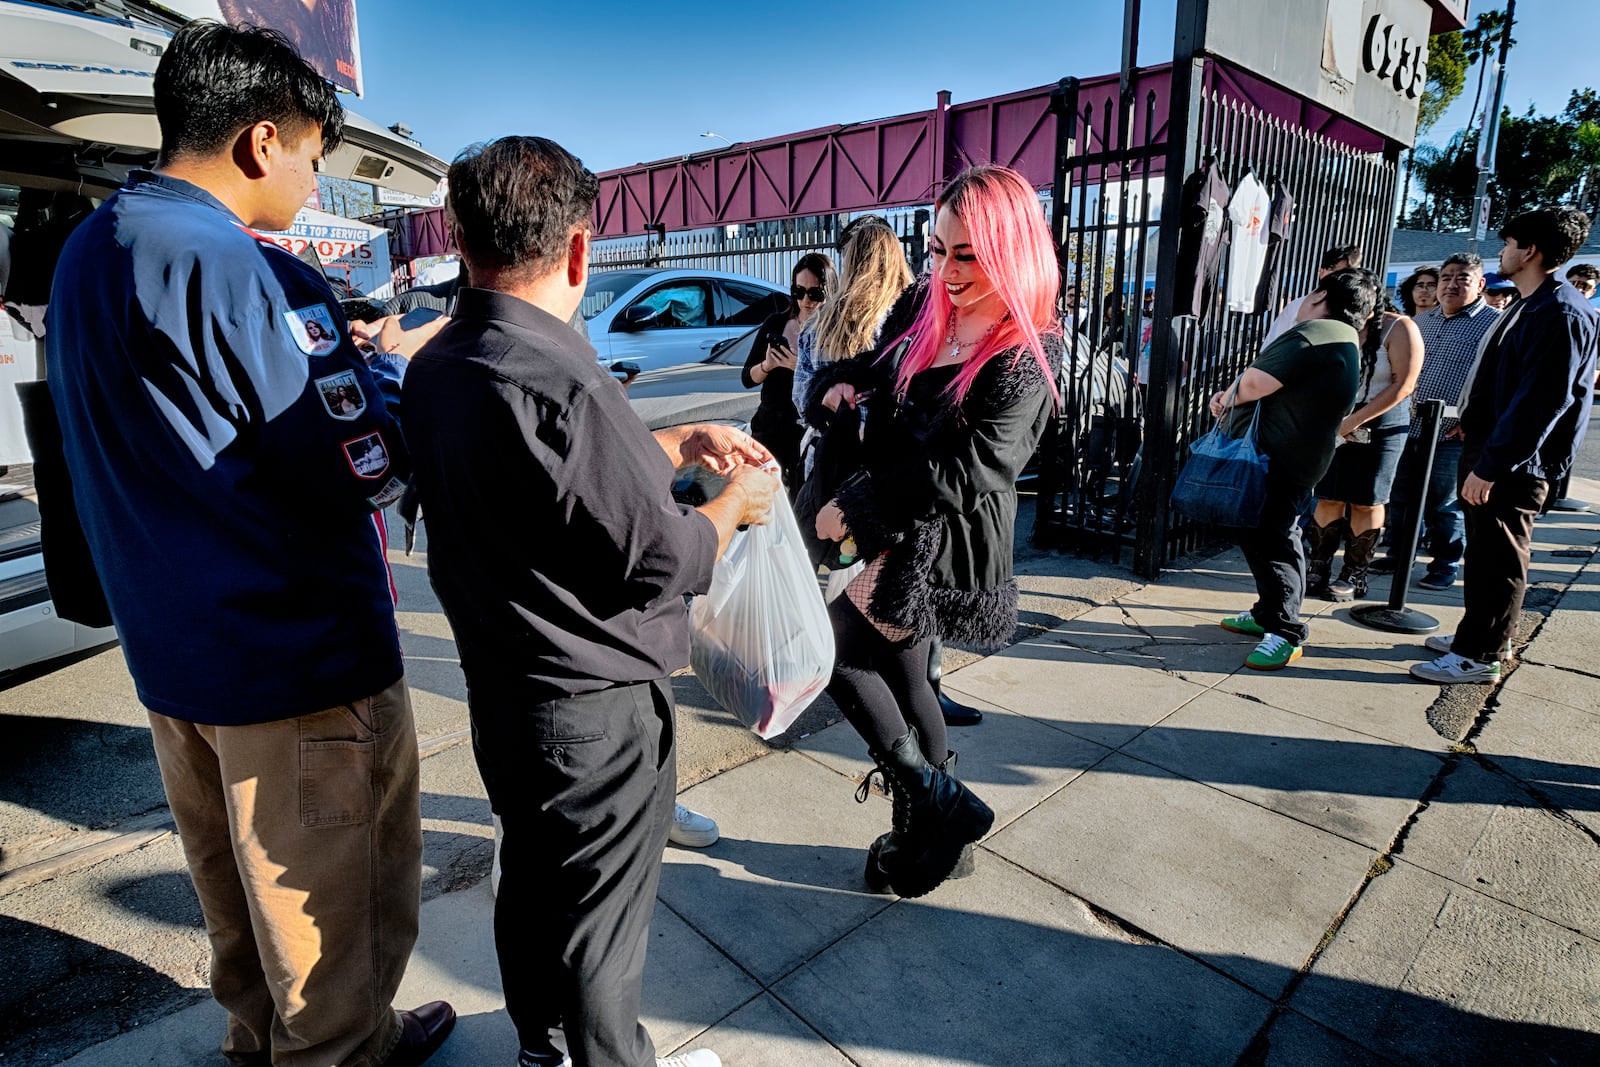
[403,137,777,1067]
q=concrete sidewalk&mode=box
[60,494,1600,1067]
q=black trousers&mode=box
[471,679,677,1067]
[1229,480,1314,645]
[1454,471,1549,663]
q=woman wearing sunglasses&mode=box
[807,167,1062,897]
[743,254,836,491]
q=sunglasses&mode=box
[791,284,827,302]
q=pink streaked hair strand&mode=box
[890,165,1061,408]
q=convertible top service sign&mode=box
[156,0,363,96]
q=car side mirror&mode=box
[615,304,659,332]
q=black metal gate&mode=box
[1035,55,1400,578]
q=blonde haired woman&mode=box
[791,216,914,458]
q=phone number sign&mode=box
[267,211,392,295]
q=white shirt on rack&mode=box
[1226,172,1271,313]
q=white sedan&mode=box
[582,268,788,374]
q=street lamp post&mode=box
[700,131,734,147]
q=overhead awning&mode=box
[0,1,445,195]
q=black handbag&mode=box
[793,403,868,568]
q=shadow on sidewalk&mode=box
[412,855,1600,1067]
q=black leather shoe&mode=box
[938,690,984,727]
[384,1001,456,1067]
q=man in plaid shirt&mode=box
[1371,252,1500,588]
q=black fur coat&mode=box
[807,323,1062,650]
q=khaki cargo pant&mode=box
[147,676,421,1067]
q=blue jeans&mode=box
[1385,436,1464,573]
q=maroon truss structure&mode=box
[371,58,1401,254]
[591,67,1177,239]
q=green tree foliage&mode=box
[1418,30,1468,136]
[1410,95,1599,230]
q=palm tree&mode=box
[1460,10,1515,160]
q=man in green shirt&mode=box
[1209,269,1375,669]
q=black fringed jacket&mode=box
[805,316,1062,650]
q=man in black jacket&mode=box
[403,136,776,1067]
[1411,207,1599,685]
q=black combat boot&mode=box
[855,729,993,898]
[929,635,983,727]
[1327,527,1382,601]
[863,750,977,893]
[1304,518,1343,600]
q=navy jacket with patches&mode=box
[45,170,408,724]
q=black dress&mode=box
[742,310,804,490]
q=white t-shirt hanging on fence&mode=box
[1226,172,1272,313]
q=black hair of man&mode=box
[1568,262,1599,286]
[1442,251,1485,273]
[1499,206,1593,270]
[1318,244,1363,271]
[835,214,893,252]
[446,136,599,282]
[154,21,344,165]
[1316,267,1379,330]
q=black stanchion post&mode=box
[1351,399,1444,634]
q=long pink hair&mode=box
[892,166,1061,408]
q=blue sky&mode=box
[352,2,1588,175]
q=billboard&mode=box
[155,0,362,96]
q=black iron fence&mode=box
[1035,67,1399,577]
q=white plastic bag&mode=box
[689,485,834,739]
[823,561,865,603]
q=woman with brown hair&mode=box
[742,252,836,491]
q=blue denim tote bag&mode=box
[1170,391,1269,528]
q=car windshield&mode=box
[582,270,655,320]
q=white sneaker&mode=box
[658,1050,721,1067]
[668,804,719,848]
[1409,652,1502,685]
[1423,634,1512,661]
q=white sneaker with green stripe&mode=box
[1409,652,1502,685]
[1245,633,1303,670]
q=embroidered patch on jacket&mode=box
[284,304,341,355]
[342,431,390,479]
[314,370,367,421]
[367,475,407,510]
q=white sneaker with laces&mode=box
[1409,652,1502,685]
[669,804,719,848]
[1424,634,1512,660]
[658,1050,722,1067]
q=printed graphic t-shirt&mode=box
[1226,172,1272,313]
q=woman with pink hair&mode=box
[807,165,1062,897]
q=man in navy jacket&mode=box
[1412,206,1599,685]
[45,23,452,1067]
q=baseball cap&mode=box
[1483,272,1516,293]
